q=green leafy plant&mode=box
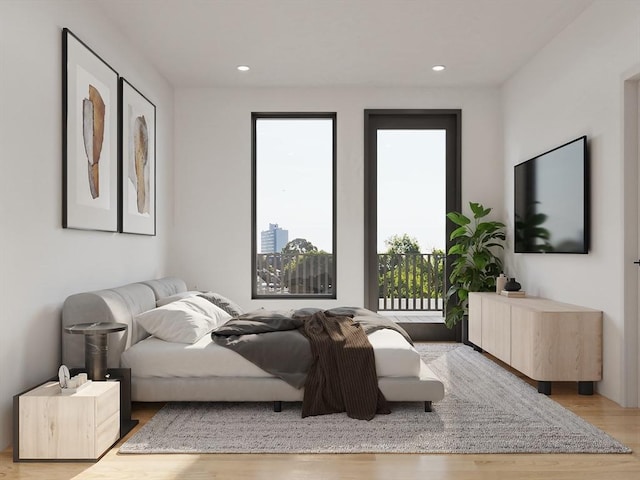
[445,202,506,328]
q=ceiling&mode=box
[96,0,593,88]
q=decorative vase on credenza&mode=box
[504,277,522,292]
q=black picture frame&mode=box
[62,28,119,232]
[118,78,156,235]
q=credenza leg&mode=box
[578,381,594,395]
[424,401,432,412]
[273,401,282,412]
[538,381,552,395]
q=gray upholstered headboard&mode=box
[61,277,187,369]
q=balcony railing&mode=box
[256,252,445,312]
[256,253,334,295]
[377,253,445,312]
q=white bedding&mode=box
[121,328,421,380]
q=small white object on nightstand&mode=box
[58,365,70,388]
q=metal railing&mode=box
[377,253,445,311]
[256,252,445,311]
[256,253,334,295]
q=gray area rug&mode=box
[119,344,631,454]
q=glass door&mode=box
[364,110,461,341]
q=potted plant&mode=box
[445,202,506,337]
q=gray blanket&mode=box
[210,307,413,389]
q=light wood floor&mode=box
[2,353,639,480]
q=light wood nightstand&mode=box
[14,380,120,461]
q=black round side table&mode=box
[64,322,127,381]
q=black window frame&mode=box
[251,112,337,299]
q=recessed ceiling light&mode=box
[237,65,250,72]
[432,65,446,72]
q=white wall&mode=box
[503,0,640,405]
[171,87,502,311]
[0,1,174,449]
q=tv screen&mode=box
[514,136,589,253]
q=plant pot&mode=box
[461,314,482,351]
[461,314,470,346]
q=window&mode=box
[251,113,336,298]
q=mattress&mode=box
[121,328,421,380]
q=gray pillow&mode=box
[156,290,200,307]
[198,292,245,317]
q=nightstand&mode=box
[14,380,120,461]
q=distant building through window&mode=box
[260,223,289,253]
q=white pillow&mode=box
[135,296,232,344]
[156,290,200,307]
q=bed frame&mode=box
[61,277,445,411]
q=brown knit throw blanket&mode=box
[299,310,390,420]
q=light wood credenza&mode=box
[468,292,602,395]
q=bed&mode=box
[61,277,445,411]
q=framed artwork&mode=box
[62,28,119,231]
[119,78,156,235]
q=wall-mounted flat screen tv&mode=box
[514,136,589,253]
